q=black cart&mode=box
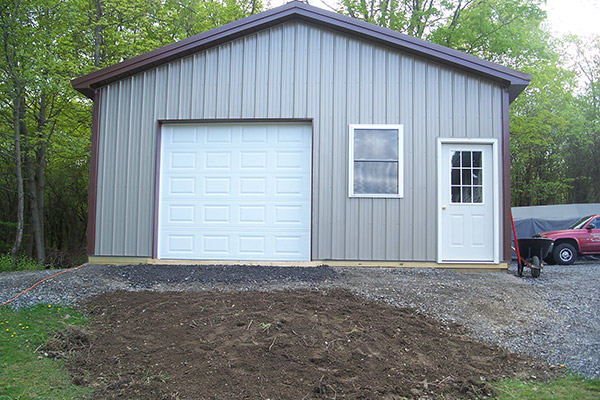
[515,238,554,278]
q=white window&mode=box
[349,124,403,198]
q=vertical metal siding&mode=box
[331,34,348,259]
[94,21,506,260]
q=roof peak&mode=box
[72,1,530,102]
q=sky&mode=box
[544,0,599,37]
[268,0,600,39]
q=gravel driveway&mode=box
[1,262,598,378]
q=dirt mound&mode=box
[62,289,554,399]
[40,324,91,359]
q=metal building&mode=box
[72,1,531,269]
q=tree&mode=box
[563,35,600,203]
[0,0,262,266]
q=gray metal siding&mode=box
[94,21,504,260]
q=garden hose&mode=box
[0,263,87,308]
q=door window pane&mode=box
[472,169,482,185]
[451,151,461,167]
[473,151,482,167]
[450,150,483,204]
[451,169,460,185]
[462,151,472,167]
[452,186,461,203]
[473,187,482,203]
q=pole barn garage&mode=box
[72,1,531,269]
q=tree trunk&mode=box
[25,150,45,262]
[25,89,49,263]
[94,0,104,68]
[10,91,24,264]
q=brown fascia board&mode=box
[71,1,530,102]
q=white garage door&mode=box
[158,123,312,261]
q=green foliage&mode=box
[0,0,260,264]
[491,375,600,399]
[509,43,584,205]
[0,304,91,399]
[0,254,47,273]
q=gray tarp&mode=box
[511,203,600,259]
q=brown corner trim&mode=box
[86,90,102,255]
[501,89,511,262]
[152,121,163,260]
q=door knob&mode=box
[442,205,447,210]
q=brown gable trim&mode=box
[72,1,530,102]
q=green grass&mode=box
[0,255,47,273]
[490,375,600,399]
[0,304,92,399]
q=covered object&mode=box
[512,204,600,239]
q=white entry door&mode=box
[438,140,498,263]
[158,123,312,261]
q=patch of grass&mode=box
[0,254,47,273]
[0,304,92,399]
[491,375,600,399]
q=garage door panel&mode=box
[169,177,196,195]
[205,152,232,169]
[206,127,232,143]
[170,152,197,169]
[202,205,230,223]
[202,235,230,254]
[240,151,268,169]
[241,127,268,143]
[171,127,197,144]
[239,235,266,255]
[274,235,306,257]
[204,177,231,195]
[166,234,195,254]
[158,123,311,260]
[239,205,266,223]
[239,177,267,195]
[168,204,195,223]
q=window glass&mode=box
[354,162,398,194]
[473,152,482,167]
[354,130,398,160]
[450,150,483,204]
[462,151,472,167]
[451,151,461,167]
[349,125,403,197]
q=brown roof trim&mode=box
[72,1,530,102]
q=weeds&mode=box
[0,254,48,273]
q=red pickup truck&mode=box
[538,214,600,264]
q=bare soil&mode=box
[49,289,556,399]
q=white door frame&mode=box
[437,138,500,264]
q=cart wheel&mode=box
[517,262,524,277]
[531,256,541,278]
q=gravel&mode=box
[0,261,598,378]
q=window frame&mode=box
[348,124,404,198]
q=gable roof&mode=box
[72,1,531,102]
